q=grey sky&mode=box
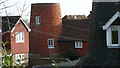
[0,0,92,18]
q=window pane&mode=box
[48,39,50,46]
[35,16,40,24]
[16,32,24,43]
[51,39,53,46]
[16,33,18,41]
[15,54,24,63]
[22,32,24,40]
[75,41,83,48]
[48,38,54,48]
[112,31,118,44]
[19,33,21,41]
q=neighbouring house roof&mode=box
[32,3,59,5]
[58,18,89,42]
[2,16,31,33]
[2,16,20,33]
[62,15,87,20]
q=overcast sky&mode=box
[0,0,93,18]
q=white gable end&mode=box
[11,18,31,32]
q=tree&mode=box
[0,0,30,67]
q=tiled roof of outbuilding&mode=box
[62,15,87,20]
[58,18,90,41]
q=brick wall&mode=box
[59,41,88,56]
[10,20,29,54]
[30,3,62,57]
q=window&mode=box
[35,16,41,25]
[48,38,54,48]
[16,32,24,43]
[111,26,118,44]
[15,54,24,63]
[74,16,77,19]
[75,41,83,48]
[106,26,120,48]
[102,11,120,48]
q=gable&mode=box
[2,16,20,33]
[103,11,120,30]
[11,18,31,32]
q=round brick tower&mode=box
[30,3,62,58]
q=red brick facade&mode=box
[10,20,29,54]
[75,41,88,55]
[2,17,30,66]
[2,17,30,54]
[1,3,90,67]
[58,41,88,56]
[30,3,62,57]
[29,3,89,59]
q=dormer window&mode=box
[35,16,41,25]
[103,11,120,48]
[106,26,120,48]
[111,26,118,44]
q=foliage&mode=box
[0,41,13,68]
[52,60,58,68]
[0,41,26,68]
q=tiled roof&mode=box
[2,16,20,33]
[58,18,90,41]
[62,15,87,19]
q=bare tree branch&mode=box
[0,0,30,35]
[20,0,27,16]
[3,0,11,30]
[0,0,8,5]
[0,0,19,10]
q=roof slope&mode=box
[62,15,87,19]
[2,16,20,33]
[58,19,90,41]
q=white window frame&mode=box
[106,26,120,48]
[35,16,41,25]
[74,16,77,19]
[48,38,54,48]
[16,32,24,43]
[15,53,24,63]
[75,41,83,48]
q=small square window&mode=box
[15,54,24,63]
[48,38,54,48]
[16,32,24,43]
[75,41,83,48]
[35,16,41,25]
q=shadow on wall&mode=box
[64,49,81,60]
